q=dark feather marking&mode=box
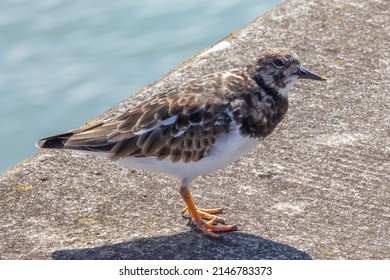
[155,146,171,160]
[136,132,151,147]
[109,137,140,160]
[175,115,190,130]
[193,137,201,151]
[141,129,165,156]
[181,150,192,163]
[135,107,162,129]
[154,106,170,121]
[170,149,181,163]
[167,135,184,150]
[183,138,192,150]
[161,126,171,137]
[183,105,202,115]
[188,111,202,123]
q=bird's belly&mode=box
[116,126,260,183]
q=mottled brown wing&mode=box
[63,73,234,163]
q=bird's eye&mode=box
[273,58,285,67]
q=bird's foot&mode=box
[181,206,237,238]
[180,187,237,238]
[182,206,225,224]
[195,219,238,238]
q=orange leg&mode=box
[179,185,237,238]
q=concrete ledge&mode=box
[1,0,389,259]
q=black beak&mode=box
[296,67,326,81]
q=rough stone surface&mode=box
[1,0,389,260]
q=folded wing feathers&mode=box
[41,74,238,163]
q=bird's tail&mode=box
[35,121,118,153]
[36,132,75,149]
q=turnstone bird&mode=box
[37,48,326,238]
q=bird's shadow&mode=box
[52,230,312,260]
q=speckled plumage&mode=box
[37,48,325,237]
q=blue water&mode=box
[0,0,283,174]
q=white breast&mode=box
[116,123,260,184]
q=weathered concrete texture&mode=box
[1,0,389,260]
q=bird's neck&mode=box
[245,64,283,100]
[233,79,288,140]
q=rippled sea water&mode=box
[0,0,283,174]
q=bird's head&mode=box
[247,48,326,97]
